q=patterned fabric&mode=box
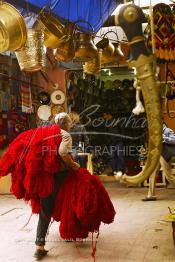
[21,73,33,113]
[163,124,175,144]
[145,3,175,61]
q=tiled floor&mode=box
[0,184,175,262]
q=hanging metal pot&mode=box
[15,29,45,72]
[83,49,102,74]
[0,2,27,53]
[74,32,98,62]
[112,43,124,59]
[54,22,76,62]
[106,42,124,64]
[96,38,115,64]
[38,11,69,49]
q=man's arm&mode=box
[59,130,80,171]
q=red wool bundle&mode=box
[0,125,116,240]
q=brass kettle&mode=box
[96,38,115,64]
[54,22,76,62]
[107,42,124,64]
[74,32,97,62]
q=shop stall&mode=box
[0,0,174,183]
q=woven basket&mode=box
[15,29,45,72]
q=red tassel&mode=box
[91,231,99,262]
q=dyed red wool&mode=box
[0,125,116,240]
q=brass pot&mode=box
[15,29,45,72]
[105,43,124,64]
[38,11,69,49]
[74,32,97,62]
[96,38,115,64]
[54,22,76,62]
[113,43,124,58]
[83,49,102,74]
[0,2,27,53]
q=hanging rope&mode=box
[91,231,100,262]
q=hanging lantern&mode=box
[74,32,98,62]
[54,22,76,62]
[15,29,45,72]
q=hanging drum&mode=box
[15,29,45,72]
[37,105,51,121]
[51,105,65,116]
[51,90,66,105]
[0,2,27,53]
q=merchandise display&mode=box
[0,1,175,261]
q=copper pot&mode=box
[0,2,27,52]
[54,22,76,62]
[74,32,97,62]
[38,11,69,49]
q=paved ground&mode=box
[0,184,175,262]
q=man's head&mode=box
[55,112,72,132]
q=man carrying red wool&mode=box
[34,112,80,260]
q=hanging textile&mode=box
[145,3,175,62]
[20,73,33,113]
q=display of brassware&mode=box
[83,49,102,75]
[38,11,69,49]
[0,2,27,53]
[74,32,98,62]
[0,2,123,71]
[54,22,76,62]
[15,29,45,72]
